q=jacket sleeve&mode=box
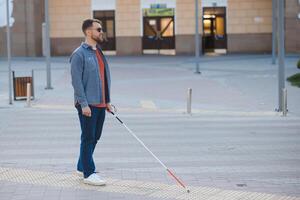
[70,52,88,108]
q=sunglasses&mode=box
[90,27,103,32]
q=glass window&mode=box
[145,20,156,36]
[216,17,225,36]
[106,20,114,38]
[203,19,212,35]
[161,18,174,37]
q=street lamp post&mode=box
[272,0,277,65]
[45,0,53,89]
[277,0,285,112]
[195,0,201,74]
[6,0,12,104]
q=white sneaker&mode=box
[83,173,106,186]
[76,170,83,178]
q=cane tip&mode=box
[187,189,190,193]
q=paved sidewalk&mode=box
[1,54,300,114]
[1,166,300,200]
[0,107,300,199]
[0,54,299,199]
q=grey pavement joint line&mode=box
[0,167,299,200]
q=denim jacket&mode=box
[70,43,111,108]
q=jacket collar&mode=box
[81,42,103,51]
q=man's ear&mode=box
[85,29,91,36]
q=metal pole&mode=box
[26,83,31,107]
[195,0,201,74]
[282,88,287,116]
[42,23,46,57]
[187,88,192,114]
[277,0,285,111]
[32,70,35,99]
[45,0,53,89]
[272,0,277,65]
[6,0,13,104]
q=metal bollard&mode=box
[32,70,35,99]
[282,88,287,116]
[187,88,192,114]
[26,83,31,107]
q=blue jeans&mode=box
[76,105,106,178]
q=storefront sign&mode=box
[143,8,174,17]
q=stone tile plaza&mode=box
[0,55,299,200]
[0,0,300,200]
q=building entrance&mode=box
[94,10,116,51]
[202,7,227,53]
[142,7,175,54]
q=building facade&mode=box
[0,0,299,57]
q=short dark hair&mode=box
[82,19,102,35]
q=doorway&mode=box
[142,8,175,55]
[202,7,227,53]
[94,10,116,51]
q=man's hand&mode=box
[106,103,116,113]
[82,106,91,117]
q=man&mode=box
[70,19,114,186]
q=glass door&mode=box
[93,11,116,51]
[202,7,227,53]
[143,17,175,50]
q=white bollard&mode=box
[187,88,192,114]
[26,83,31,107]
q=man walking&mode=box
[70,19,114,186]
